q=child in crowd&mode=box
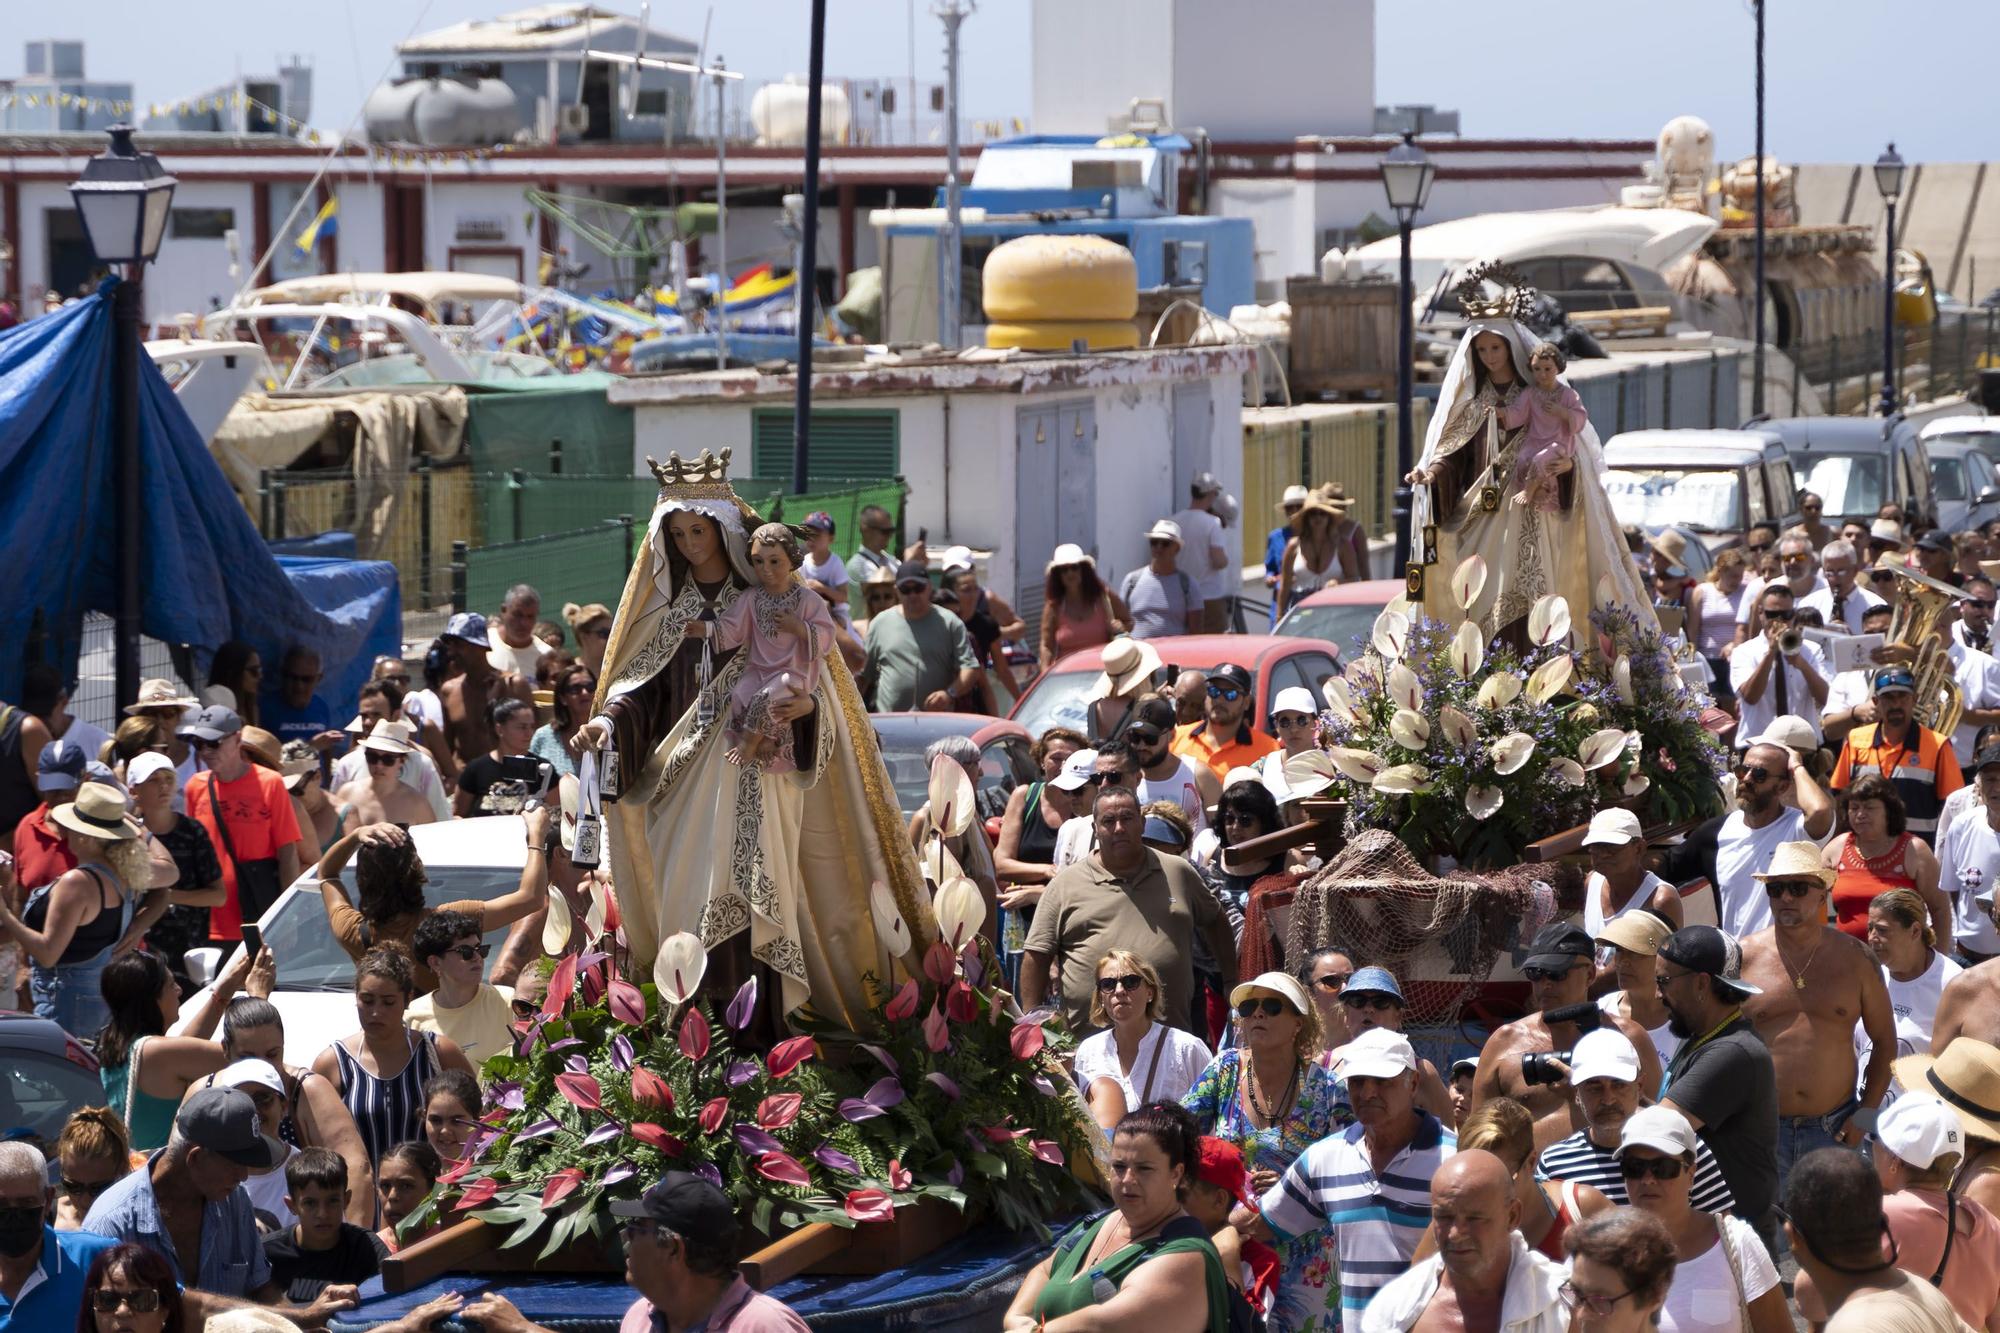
[421,1069,482,1164]
[377,1140,445,1253]
[263,1147,388,1301]
[1449,1056,1477,1131]
[1183,1135,1279,1323]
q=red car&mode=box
[1007,634,1343,742]
[1272,579,1404,658]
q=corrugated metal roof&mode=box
[397,4,686,55]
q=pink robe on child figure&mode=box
[713,581,838,774]
[1500,382,1588,514]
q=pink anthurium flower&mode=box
[883,979,920,1021]
[887,1160,913,1191]
[631,1068,674,1112]
[678,1007,711,1061]
[756,1094,802,1130]
[1030,1140,1065,1166]
[699,1097,729,1135]
[768,1036,817,1077]
[754,1151,811,1187]
[608,979,647,1027]
[554,1072,603,1111]
[542,1167,586,1207]
[453,1178,499,1211]
[922,1004,950,1052]
[629,1123,683,1155]
[844,1188,894,1222]
[1008,1022,1045,1060]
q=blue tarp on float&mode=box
[0,280,396,712]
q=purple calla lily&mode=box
[547,1037,583,1052]
[490,1082,525,1111]
[1032,1074,1058,1096]
[693,1163,724,1190]
[583,1122,622,1147]
[603,1164,637,1187]
[725,1060,760,1088]
[813,1144,860,1174]
[960,946,984,988]
[611,1034,635,1072]
[725,977,759,1031]
[858,1044,900,1076]
[863,1077,905,1109]
[733,1124,783,1156]
[579,950,609,971]
[515,1118,561,1142]
[946,1159,965,1187]
[838,1099,886,1122]
[924,1071,962,1100]
[565,1055,589,1075]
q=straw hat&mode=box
[240,727,283,770]
[278,740,320,790]
[1045,542,1095,574]
[1275,484,1309,511]
[1893,1038,2000,1142]
[123,678,199,715]
[1649,528,1689,564]
[1292,488,1348,531]
[360,720,414,756]
[1872,550,1908,573]
[50,783,142,842]
[1749,840,1835,889]
[1087,637,1164,702]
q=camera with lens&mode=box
[1778,628,1803,656]
[1518,1002,1600,1086]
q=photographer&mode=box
[1468,924,1663,1147]
[1729,583,1829,755]
[1537,1028,1736,1211]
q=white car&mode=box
[182,817,531,1069]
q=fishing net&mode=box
[1283,830,1585,1028]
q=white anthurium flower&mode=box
[1383,593,1413,619]
[1465,785,1503,821]
[1328,747,1385,784]
[1528,595,1572,647]
[1527,654,1574,704]
[1370,763,1431,795]
[584,877,608,940]
[1624,730,1643,755]
[1477,673,1523,709]
[1623,772,1651,797]
[1389,708,1432,749]
[1578,728,1631,771]
[1596,572,1617,608]
[1451,621,1486,679]
[1387,662,1424,712]
[1371,609,1410,660]
[1613,654,1635,705]
[1440,705,1478,750]
[1718,770,1738,806]
[932,876,986,953]
[1345,657,1381,691]
[1573,702,1600,725]
[1452,555,1489,613]
[653,932,708,1004]
[870,879,911,957]
[1490,732,1536,775]
[1550,757,1586,787]
[542,884,573,954]
[1321,674,1358,723]
[927,753,976,837]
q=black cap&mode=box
[609,1170,739,1247]
[893,560,930,588]
[1914,530,1953,554]
[176,705,244,742]
[1976,744,2000,774]
[1658,925,1763,999]
[175,1087,288,1168]
[1522,923,1594,972]
[1209,662,1252,692]
[1132,695,1178,733]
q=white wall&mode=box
[1172,0,1373,139]
[147,181,258,321]
[1212,179,1320,299]
[328,179,387,274]
[1031,0,1176,137]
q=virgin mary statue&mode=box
[1407,268,1654,647]
[579,450,927,1031]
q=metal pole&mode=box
[1880,198,1898,417]
[792,0,828,495]
[713,60,730,371]
[935,1,972,349]
[113,274,143,712]
[1751,0,1767,417]
[1392,210,1415,573]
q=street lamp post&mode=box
[1380,132,1434,576]
[1873,142,1906,418]
[68,125,176,712]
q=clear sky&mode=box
[29,0,1998,163]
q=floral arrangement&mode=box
[401,844,1098,1260]
[1316,556,1727,869]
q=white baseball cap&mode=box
[1050,748,1100,792]
[1329,1027,1418,1080]
[1568,1028,1642,1086]
[215,1059,286,1097]
[1615,1104,1699,1159]
[124,751,177,789]
[1581,807,1644,847]
[1874,1095,1964,1170]
[1270,686,1317,719]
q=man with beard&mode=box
[1235,1028,1456,1331]
[438,614,532,769]
[1128,694,1215,832]
[1468,924,1663,1149]
[1656,925,1781,1248]
[1832,667,1964,839]
[1678,739,1835,942]
[1536,1028,1736,1211]
[1954,576,1996,653]
[1171,663,1277,784]
[1738,842,1895,1198]
[1336,967,1453,1121]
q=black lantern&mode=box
[68,125,177,267]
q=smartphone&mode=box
[240,922,263,959]
[918,526,928,543]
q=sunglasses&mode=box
[1523,964,1578,983]
[1148,538,1175,549]
[446,943,492,962]
[1235,997,1291,1019]
[381,673,411,686]
[511,998,538,1017]
[1341,992,1399,1011]
[1126,728,1162,746]
[91,1289,163,1314]
[1968,599,1996,611]
[1617,1156,1687,1181]
[1746,543,1772,554]
[1870,571,1898,582]
[1313,973,1352,991]
[896,583,929,595]
[1763,879,1818,899]
[1735,763,1776,784]
[1761,608,1793,621]
[560,682,595,696]
[365,750,400,767]
[1085,772,1124,786]
[61,1176,115,1196]
[1096,974,1147,993]
[1206,684,1245,702]
[190,736,225,751]
[1560,1279,1633,1317]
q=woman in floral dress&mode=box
[1183,971,1352,1332]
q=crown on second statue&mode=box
[647,448,735,497]
[1455,261,1538,322]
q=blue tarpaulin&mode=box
[0,281,395,713]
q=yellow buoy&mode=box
[981,234,1139,324]
[984,319,1140,351]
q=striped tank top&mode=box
[333,1030,440,1167]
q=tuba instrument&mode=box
[1882,565,1964,738]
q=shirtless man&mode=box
[332,725,435,834]
[1738,841,1894,1194]
[1580,808,1682,990]
[438,613,530,768]
[1929,854,2000,1050]
[1469,923,1664,1150]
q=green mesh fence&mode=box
[462,521,637,618]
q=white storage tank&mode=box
[750,77,851,146]
[364,76,521,147]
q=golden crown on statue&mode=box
[1455,261,1539,322]
[647,448,735,497]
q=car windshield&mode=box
[1603,467,1739,530]
[0,1048,100,1142]
[1274,600,1390,655]
[1011,669,1106,740]
[1795,453,1887,516]
[1932,457,1968,501]
[263,864,524,993]
[872,719,1017,819]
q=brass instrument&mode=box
[1883,565,1964,738]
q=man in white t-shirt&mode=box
[488,584,554,679]
[1822,603,1896,746]
[1735,532,1828,635]
[1939,743,2000,962]
[1729,583,1830,750]
[1580,808,1681,973]
[1947,637,2000,766]
[1126,696,1211,834]
[1712,740,1835,940]
[1172,472,1233,634]
[1800,539,1885,634]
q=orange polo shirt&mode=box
[1172,719,1279,784]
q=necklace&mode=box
[1242,1049,1299,1125]
[1775,930,1826,991]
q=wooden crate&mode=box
[1286,276,1400,399]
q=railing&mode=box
[1241,401,1429,567]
